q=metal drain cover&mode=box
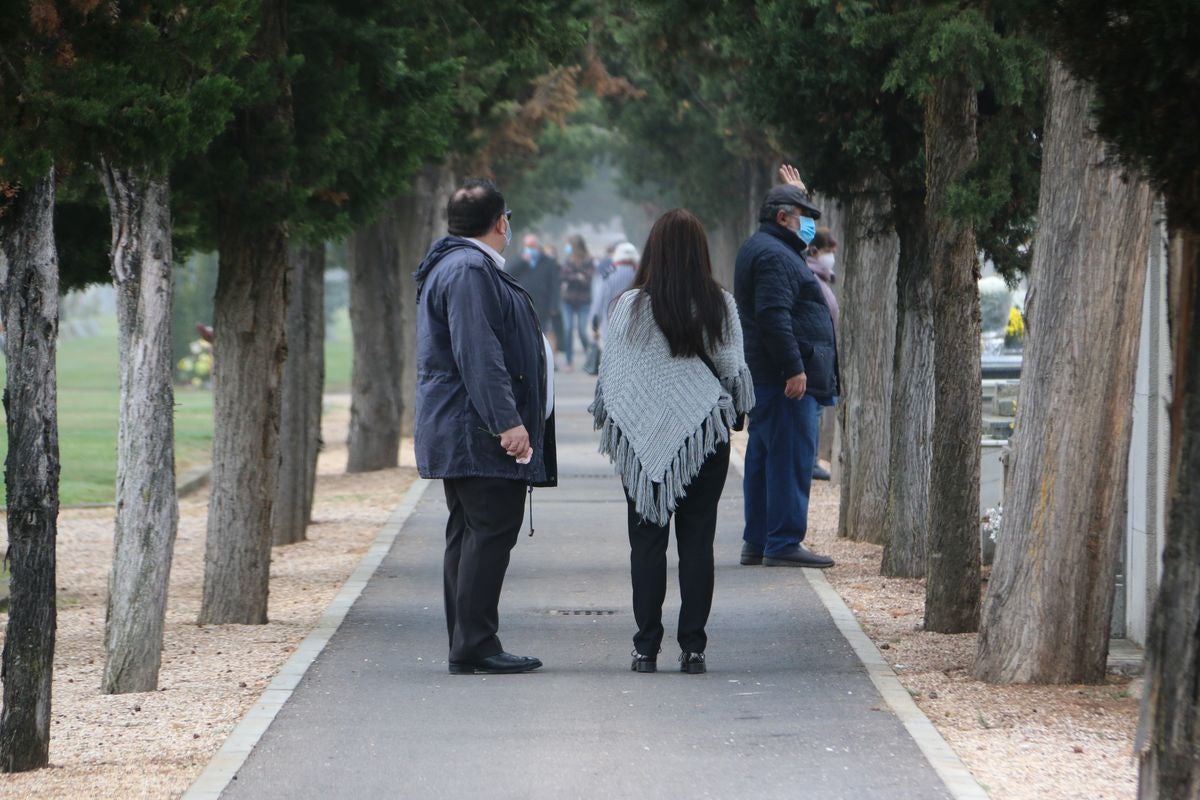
[546,609,619,616]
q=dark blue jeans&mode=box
[560,301,591,365]
[742,385,822,556]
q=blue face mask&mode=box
[523,246,539,263]
[797,216,817,246]
[564,244,573,257]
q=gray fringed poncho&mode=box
[590,289,755,525]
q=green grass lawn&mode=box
[1,309,354,507]
[324,307,353,392]
[0,317,214,507]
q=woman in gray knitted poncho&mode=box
[590,209,755,674]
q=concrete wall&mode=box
[1124,206,1171,646]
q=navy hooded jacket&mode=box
[733,221,840,401]
[414,236,557,486]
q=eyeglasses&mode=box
[504,209,513,221]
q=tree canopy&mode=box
[1044,0,1200,230]
[0,1,253,181]
[742,0,1044,277]
[0,2,255,289]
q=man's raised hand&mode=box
[778,163,807,193]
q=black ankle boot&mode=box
[679,651,706,674]
[631,650,658,673]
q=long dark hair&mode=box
[566,233,590,263]
[630,208,728,358]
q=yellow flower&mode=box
[1005,306,1025,340]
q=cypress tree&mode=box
[343,0,585,468]
[0,2,252,763]
[1028,2,1200,793]
[171,0,460,621]
[739,2,1042,606]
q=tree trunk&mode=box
[199,0,291,625]
[97,162,180,694]
[200,218,288,623]
[923,73,983,634]
[273,244,325,546]
[0,170,60,772]
[1137,221,1200,798]
[346,208,403,471]
[837,182,899,543]
[346,162,455,454]
[709,220,741,292]
[879,199,934,567]
[391,162,455,437]
[975,61,1154,680]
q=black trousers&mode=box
[626,441,731,656]
[443,477,527,662]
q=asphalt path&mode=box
[222,369,953,800]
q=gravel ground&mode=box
[0,396,413,800]
[803,484,1138,800]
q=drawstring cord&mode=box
[527,485,535,537]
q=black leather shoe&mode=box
[631,650,657,673]
[740,542,764,566]
[763,544,835,569]
[448,651,543,675]
[679,652,706,674]
[812,465,831,481]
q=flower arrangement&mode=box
[176,339,213,387]
[1004,306,1025,349]
[982,505,1003,543]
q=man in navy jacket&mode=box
[733,184,837,569]
[509,233,561,338]
[415,179,557,674]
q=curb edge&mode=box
[181,476,432,800]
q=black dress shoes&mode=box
[448,651,543,675]
[762,544,835,569]
[679,652,706,674]
[630,650,657,673]
[740,542,764,566]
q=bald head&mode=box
[447,179,506,237]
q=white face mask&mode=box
[817,252,836,271]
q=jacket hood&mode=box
[414,235,492,290]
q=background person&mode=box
[414,179,557,675]
[509,233,562,351]
[805,226,838,482]
[589,241,639,341]
[559,233,595,371]
[591,209,754,675]
[582,241,639,376]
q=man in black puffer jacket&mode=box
[733,183,838,570]
[415,179,557,675]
